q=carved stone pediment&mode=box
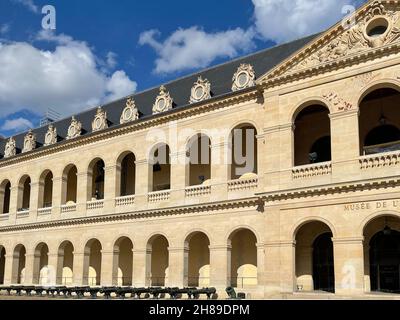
[232,64,256,91]
[120,97,139,124]
[259,1,400,84]
[153,85,173,115]
[4,137,16,158]
[22,129,36,153]
[190,76,211,104]
[44,124,57,146]
[92,107,108,132]
[67,116,82,140]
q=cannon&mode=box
[188,287,216,300]
[87,287,102,299]
[226,287,237,299]
[132,287,151,299]
[149,287,170,299]
[10,285,24,296]
[99,287,119,299]
[70,286,90,299]
[24,286,36,296]
[115,287,134,299]
[34,286,47,296]
[58,287,72,298]
[0,286,13,295]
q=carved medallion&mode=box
[44,124,57,146]
[4,137,16,158]
[189,76,211,104]
[92,107,108,132]
[67,116,82,140]
[120,97,139,124]
[22,129,36,153]
[153,85,173,114]
[232,64,256,91]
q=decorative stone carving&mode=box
[44,124,57,146]
[352,72,379,89]
[67,116,82,140]
[288,2,400,73]
[92,107,108,132]
[232,64,256,91]
[323,92,353,112]
[189,76,211,104]
[22,129,36,153]
[4,137,16,158]
[153,85,173,114]
[120,97,139,124]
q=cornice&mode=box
[0,88,259,169]
[257,176,400,202]
[0,197,260,233]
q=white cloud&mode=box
[0,32,137,118]
[11,0,39,13]
[252,0,359,43]
[1,118,33,132]
[0,25,10,35]
[106,52,118,69]
[139,27,255,74]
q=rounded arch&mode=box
[18,174,31,186]
[58,240,75,254]
[292,217,337,241]
[358,211,400,237]
[0,179,10,189]
[62,163,78,178]
[357,79,400,106]
[38,169,53,182]
[57,240,74,285]
[83,238,103,253]
[12,244,26,284]
[290,98,332,123]
[113,236,134,286]
[229,120,260,137]
[88,158,105,201]
[0,179,11,215]
[183,229,213,246]
[116,150,136,164]
[87,157,106,171]
[148,142,171,163]
[38,169,53,209]
[226,225,261,245]
[17,174,31,211]
[61,164,78,204]
[83,238,102,286]
[113,235,134,251]
[146,233,170,249]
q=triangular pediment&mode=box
[258,0,400,86]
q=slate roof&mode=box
[0,33,319,158]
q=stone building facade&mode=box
[0,0,399,299]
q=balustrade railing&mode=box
[185,185,211,197]
[292,162,332,180]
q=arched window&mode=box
[187,134,211,186]
[62,165,77,204]
[113,237,134,286]
[149,144,171,192]
[147,235,169,286]
[118,152,136,197]
[89,159,105,200]
[84,239,102,286]
[33,243,49,285]
[39,170,53,209]
[0,180,10,214]
[57,241,74,285]
[185,232,210,287]
[359,88,400,155]
[12,244,26,284]
[18,175,31,212]
[294,105,331,166]
[230,124,258,180]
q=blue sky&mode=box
[0,0,365,137]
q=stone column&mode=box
[73,252,86,286]
[104,165,119,213]
[132,248,151,287]
[210,143,229,201]
[167,246,188,287]
[3,253,14,285]
[9,186,19,223]
[209,245,231,289]
[134,159,150,208]
[47,253,59,286]
[330,110,360,180]
[333,237,365,296]
[51,177,64,220]
[256,243,266,287]
[255,134,266,191]
[29,182,39,220]
[279,241,296,293]
[100,250,116,286]
[76,172,90,213]
[24,253,36,285]
[170,152,186,205]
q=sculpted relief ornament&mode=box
[120,97,139,124]
[44,124,57,146]
[323,92,353,112]
[153,85,173,115]
[4,137,16,158]
[22,129,36,153]
[92,107,108,132]
[291,1,400,73]
[232,64,256,91]
[189,76,211,104]
[66,116,82,140]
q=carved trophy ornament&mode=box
[189,76,211,104]
[120,97,139,124]
[153,85,173,115]
[44,124,57,146]
[22,129,36,153]
[67,116,82,140]
[4,137,16,158]
[92,107,108,132]
[288,1,400,73]
[232,64,256,91]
